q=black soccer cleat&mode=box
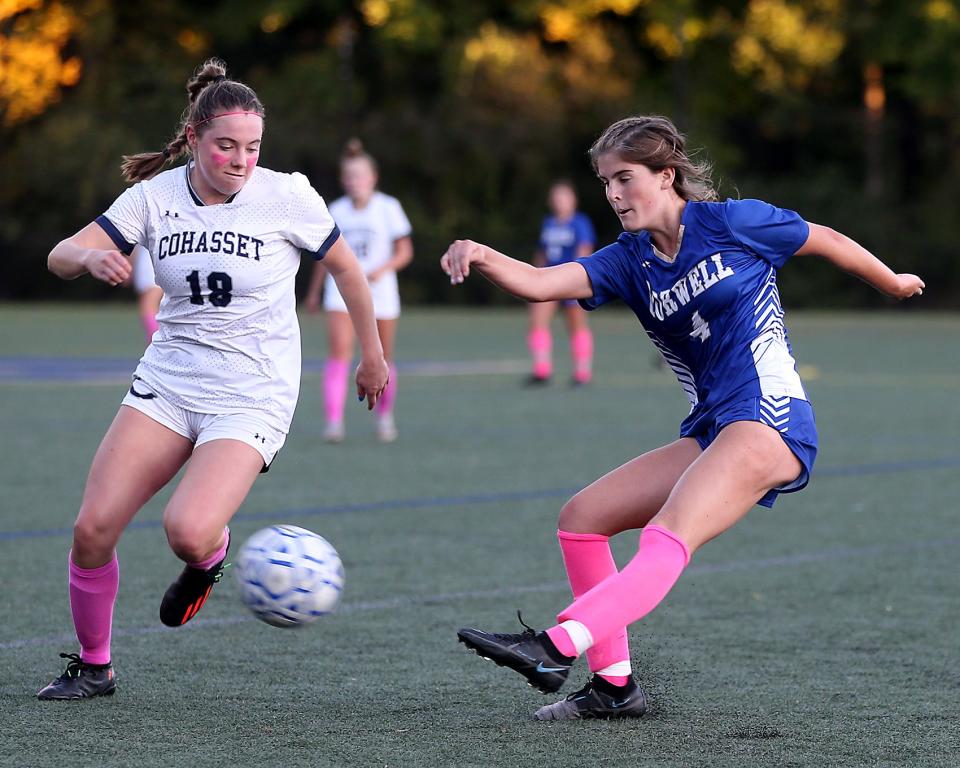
[159,533,230,627]
[37,653,116,701]
[523,374,551,387]
[457,614,574,694]
[533,675,647,720]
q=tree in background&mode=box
[0,0,82,126]
[1,0,958,305]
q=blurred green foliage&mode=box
[2,0,958,306]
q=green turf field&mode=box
[1,304,958,767]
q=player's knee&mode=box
[164,522,217,563]
[72,514,119,559]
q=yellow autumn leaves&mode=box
[1,0,81,125]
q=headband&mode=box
[192,110,263,128]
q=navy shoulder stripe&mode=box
[95,215,136,255]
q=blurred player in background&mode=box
[305,139,413,443]
[442,114,924,720]
[526,180,596,386]
[130,244,162,343]
[37,59,388,701]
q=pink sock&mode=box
[570,328,593,383]
[375,364,398,416]
[323,358,350,425]
[554,525,691,654]
[141,313,159,343]
[188,527,229,570]
[69,551,119,666]
[556,530,631,685]
[546,624,579,658]
[527,328,552,379]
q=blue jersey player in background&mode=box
[442,115,924,721]
[526,180,597,386]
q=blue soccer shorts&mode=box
[681,396,818,508]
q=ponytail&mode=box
[120,58,263,183]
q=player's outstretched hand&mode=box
[356,356,390,411]
[86,249,132,286]
[890,273,925,300]
[441,240,486,285]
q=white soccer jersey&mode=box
[97,163,340,433]
[130,244,157,294]
[323,191,411,317]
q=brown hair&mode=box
[120,58,265,182]
[340,137,377,173]
[548,178,578,209]
[589,115,717,202]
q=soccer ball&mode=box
[235,525,344,628]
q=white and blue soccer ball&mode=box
[235,525,344,628]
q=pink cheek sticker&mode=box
[210,152,229,167]
[246,154,259,170]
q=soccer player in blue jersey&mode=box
[442,115,924,720]
[526,180,597,385]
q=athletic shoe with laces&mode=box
[533,675,647,720]
[159,533,230,627]
[376,412,398,443]
[523,374,551,387]
[323,421,345,443]
[37,653,116,701]
[457,613,574,694]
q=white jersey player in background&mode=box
[129,244,162,343]
[38,59,388,701]
[305,139,414,443]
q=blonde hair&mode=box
[120,58,265,182]
[589,115,717,202]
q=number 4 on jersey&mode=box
[186,270,233,307]
[690,310,711,342]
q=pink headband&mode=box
[192,111,263,128]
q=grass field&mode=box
[1,304,958,768]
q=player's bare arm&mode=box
[324,235,390,408]
[368,235,413,282]
[441,240,593,302]
[304,260,327,313]
[48,221,133,285]
[796,222,924,299]
[575,242,594,259]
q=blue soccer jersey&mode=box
[540,212,596,265]
[577,199,810,436]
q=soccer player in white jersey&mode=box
[129,244,162,343]
[305,139,413,443]
[37,59,388,701]
[442,115,924,720]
